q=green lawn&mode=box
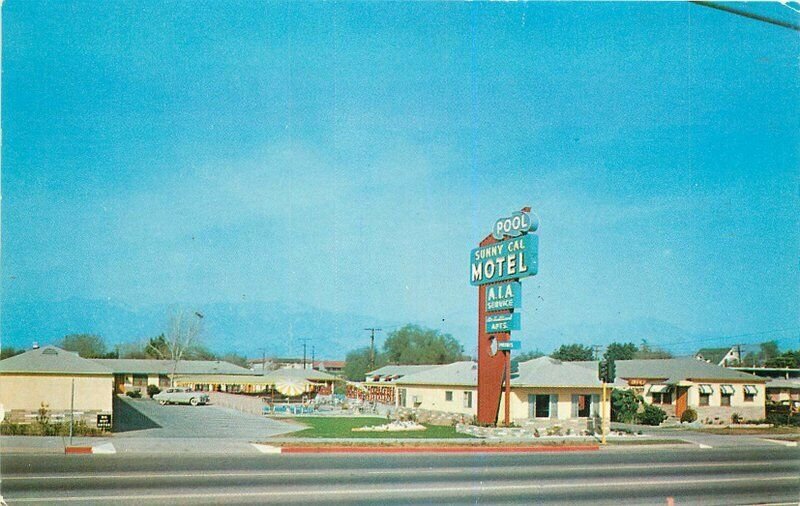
[281,417,470,439]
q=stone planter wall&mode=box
[395,407,474,426]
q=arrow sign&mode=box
[497,340,521,351]
[485,313,521,333]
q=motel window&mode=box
[744,385,757,402]
[529,394,557,419]
[132,374,148,387]
[463,391,473,409]
[698,384,713,407]
[720,384,735,406]
[445,391,453,402]
[571,395,592,418]
[651,392,672,405]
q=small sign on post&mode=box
[485,313,521,333]
[497,340,521,351]
[96,414,112,430]
[485,281,521,312]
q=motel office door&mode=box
[675,387,688,419]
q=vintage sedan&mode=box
[153,387,210,406]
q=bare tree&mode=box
[148,309,204,386]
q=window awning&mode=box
[744,385,758,395]
[720,384,735,395]
[649,384,672,394]
[698,384,713,395]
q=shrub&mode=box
[680,408,698,423]
[126,389,142,398]
[636,404,667,426]
[731,413,742,424]
[147,385,161,397]
[0,420,104,436]
[611,389,642,423]
[766,412,800,427]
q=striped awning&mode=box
[744,385,758,395]
[698,384,713,395]
[720,384,735,395]
[649,384,672,394]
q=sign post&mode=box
[472,207,539,426]
[601,381,607,445]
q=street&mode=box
[1,446,798,505]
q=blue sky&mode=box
[3,2,799,354]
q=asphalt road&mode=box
[1,446,798,505]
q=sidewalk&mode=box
[611,422,798,448]
[1,436,275,455]
[1,433,681,455]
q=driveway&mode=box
[112,395,303,439]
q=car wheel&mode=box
[158,400,167,405]
[190,397,199,406]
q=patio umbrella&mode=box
[274,376,309,397]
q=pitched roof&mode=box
[365,364,439,379]
[394,361,477,386]
[513,357,602,388]
[262,367,339,382]
[695,347,732,365]
[176,367,342,385]
[766,378,800,390]
[92,358,252,375]
[573,358,766,384]
[392,357,604,388]
[0,346,112,375]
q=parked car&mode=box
[153,387,209,406]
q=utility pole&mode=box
[311,345,316,370]
[364,328,382,371]
[257,347,267,376]
[299,338,311,370]
[592,344,602,361]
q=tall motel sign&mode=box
[470,207,539,425]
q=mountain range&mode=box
[0,298,726,360]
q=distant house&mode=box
[92,358,252,394]
[249,357,344,375]
[314,360,345,375]
[0,346,113,427]
[695,346,740,367]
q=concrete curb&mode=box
[279,444,600,454]
[64,443,116,454]
[64,446,92,454]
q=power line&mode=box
[648,327,800,349]
[691,1,800,31]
